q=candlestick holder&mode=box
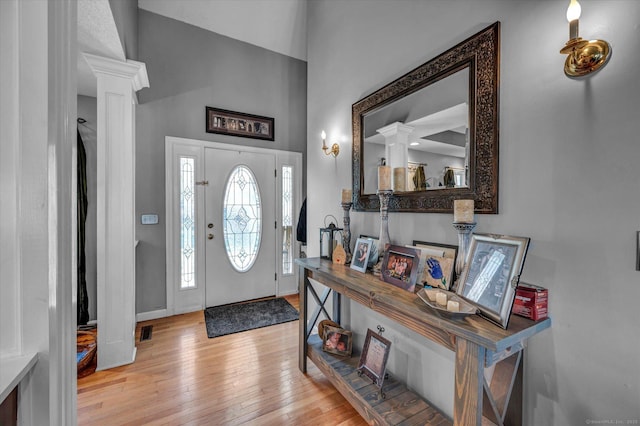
[452,222,476,289]
[341,201,353,262]
[377,190,393,257]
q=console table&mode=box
[297,258,551,426]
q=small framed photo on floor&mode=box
[357,328,392,389]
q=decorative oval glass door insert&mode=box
[223,165,262,272]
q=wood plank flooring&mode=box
[77,295,367,425]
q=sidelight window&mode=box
[179,157,196,289]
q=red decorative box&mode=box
[513,283,548,321]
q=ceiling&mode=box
[77,0,125,97]
[77,0,307,98]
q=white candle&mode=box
[435,292,448,307]
[425,288,439,302]
[454,199,475,223]
[378,166,391,191]
[393,167,406,192]
[447,300,460,312]
[341,189,352,203]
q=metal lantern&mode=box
[319,224,343,260]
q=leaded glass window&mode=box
[223,165,262,272]
[180,157,196,289]
[282,165,293,275]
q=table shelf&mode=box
[307,335,451,425]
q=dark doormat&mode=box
[204,297,299,338]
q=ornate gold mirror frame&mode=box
[352,22,500,213]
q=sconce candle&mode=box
[378,166,391,191]
[320,130,340,157]
[567,0,581,39]
[454,199,475,223]
[341,189,352,204]
[559,0,611,78]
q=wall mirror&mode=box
[352,22,500,213]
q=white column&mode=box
[377,122,414,191]
[85,53,149,370]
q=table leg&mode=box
[454,338,485,426]
[298,265,308,373]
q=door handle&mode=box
[208,234,214,240]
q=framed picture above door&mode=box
[206,106,275,141]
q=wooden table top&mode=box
[297,257,551,353]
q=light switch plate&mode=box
[141,214,159,225]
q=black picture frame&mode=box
[456,233,530,329]
[357,329,392,389]
[206,106,274,141]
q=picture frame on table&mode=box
[351,237,373,273]
[359,234,380,268]
[380,245,419,292]
[412,240,459,289]
[206,106,274,141]
[322,325,353,357]
[357,329,392,389]
[456,233,530,329]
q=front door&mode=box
[204,148,276,307]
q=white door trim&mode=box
[165,136,302,316]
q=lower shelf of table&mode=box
[306,335,452,426]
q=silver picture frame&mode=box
[456,233,530,329]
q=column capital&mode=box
[83,52,149,91]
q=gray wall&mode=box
[135,10,307,314]
[108,0,138,59]
[77,95,98,322]
[307,0,640,424]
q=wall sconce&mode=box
[559,0,611,77]
[321,130,340,157]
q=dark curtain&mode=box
[77,129,90,325]
[296,198,307,244]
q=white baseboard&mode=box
[136,309,167,323]
[278,289,299,297]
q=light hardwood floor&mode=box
[77,295,367,425]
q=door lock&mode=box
[208,234,214,240]
[208,223,214,228]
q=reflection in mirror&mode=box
[352,22,500,213]
[362,68,469,194]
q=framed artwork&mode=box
[206,106,274,141]
[380,245,419,292]
[351,238,373,273]
[322,325,353,357]
[422,255,454,290]
[456,233,530,329]
[413,240,459,284]
[412,240,458,260]
[357,329,392,389]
